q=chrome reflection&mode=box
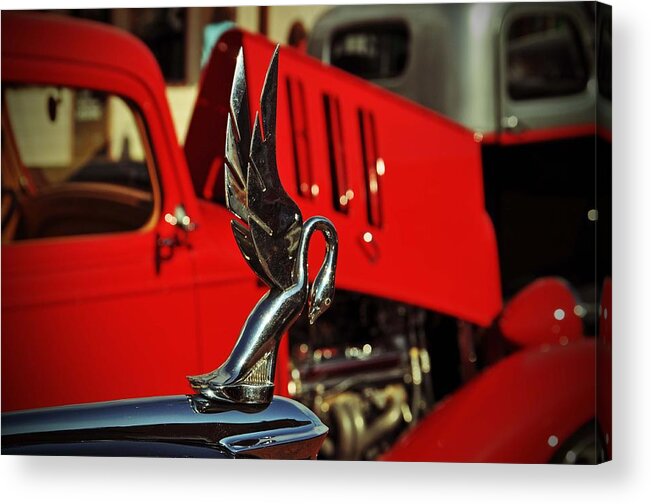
[188,47,339,406]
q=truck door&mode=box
[1,47,198,411]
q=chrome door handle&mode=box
[164,204,197,233]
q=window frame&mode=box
[328,20,412,83]
[1,84,162,244]
[505,11,590,101]
[498,4,596,135]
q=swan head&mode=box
[307,263,336,325]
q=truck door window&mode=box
[286,77,315,198]
[323,93,351,213]
[1,85,157,242]
[358,109,383,228]
[507,13,589,100]
[330,23,409,80]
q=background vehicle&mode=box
[1,10,605,462]
[309,2,611,312]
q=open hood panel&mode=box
[185,29,501,326]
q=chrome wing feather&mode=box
[225,46,303,290]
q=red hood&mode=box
[185,29,502,326]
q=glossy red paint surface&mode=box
[381,339,596,463]
[499,277,584,347]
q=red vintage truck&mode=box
[1,12,604,462]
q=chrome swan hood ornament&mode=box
[188,46,338,405]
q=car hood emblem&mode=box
[188,46,339,406]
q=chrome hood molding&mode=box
[2,395,327,459]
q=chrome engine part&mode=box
[317,384,409,460]
[288,292,441,460]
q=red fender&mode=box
[498,277,584,347]
[382,339,596,463]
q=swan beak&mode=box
[308,296,332,325]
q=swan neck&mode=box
[294,217,337,288]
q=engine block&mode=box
[288,291,440,460]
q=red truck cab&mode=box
[1,13,253,410]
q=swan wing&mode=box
[225,46,303,290]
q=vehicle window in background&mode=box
[507,13,589,100]
[1,86,156,242]
[330,23,409,80]
[130,8,187,83]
